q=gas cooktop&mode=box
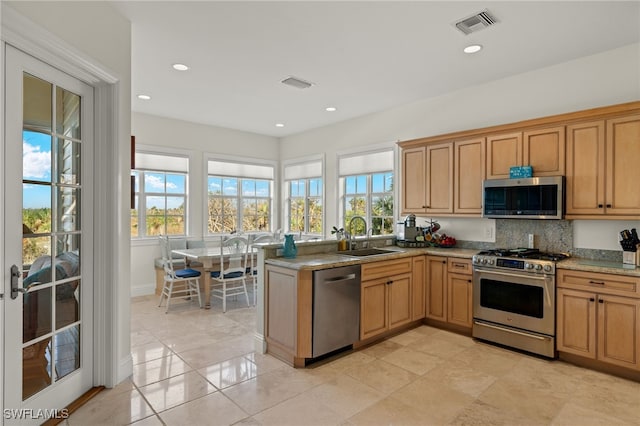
[473,248,570,275]
[476,248,569,261]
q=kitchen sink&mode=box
[340,248,397,257]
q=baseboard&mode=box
[117,353,133,386]
[130,282,155,297]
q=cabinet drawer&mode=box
[362,258,412,281]
[557,269,640,297]
[447,258,472,275]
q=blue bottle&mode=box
[283,234,298,258]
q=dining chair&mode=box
[248,234,277,305]
[210,236,250,312]
[158,235,202,313]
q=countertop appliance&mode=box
[482,176,564,219]
[312,265,361,358]
[472,248,568,358]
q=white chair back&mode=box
[220,236,249,276]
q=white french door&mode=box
[3,45,94,423]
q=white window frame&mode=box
[337,145,397,235]
[131,146,192,239]
[282,154,325,236]
[204,154,276,236]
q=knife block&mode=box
[622,248,640,266]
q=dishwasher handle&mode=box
[323,273,357,283]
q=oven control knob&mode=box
[534,264,542,271]
[544,265,552,272]
[481,258,488,265]
[488,259,495,265]
[525,263,533,269]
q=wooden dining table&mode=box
[172,246,256,309]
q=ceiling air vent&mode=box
[454,9,498,35]
[281,76,314,89]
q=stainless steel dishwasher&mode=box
[312,265,361,358]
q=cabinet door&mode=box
[454,138,485,214]
[597,294,640,370]
[556,288,597,359]
[360,278,388,340]
[566,121,606,215]
[426,256,447,321]
[486,132,522,179]
[605,115,640,215]
[523,126,565,176]
[412,256,426,321]
[388,274,412,330]
[447,273,472,328]
[426,143,454,213]
[402,147,427,213]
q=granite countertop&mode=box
[265,246,640,277]
[265,247,478,271]
[557,258,640,277]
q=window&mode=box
[131,151,189,237]
[284,158,324,235]
[288,178,323,234]
[207,158,274,234]
[339,149,394,236]
[344,172,394,235]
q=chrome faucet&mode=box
[347,215,367,250]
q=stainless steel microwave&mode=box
[482,176,564,219]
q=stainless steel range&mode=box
[472,248,568,358]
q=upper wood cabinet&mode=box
[454,138,485,214]
[401,147,427,214]
[566,114,640,218]
[401,142,454,215]
[486,127,565,179]
[486,132,522,179]
[401,139,481,216]
[606,115,640,215]
[425,142,454,214]
[523,126,565,176]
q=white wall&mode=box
[280,43,640,250]
[131,113,279,295]
[5,1,132,385]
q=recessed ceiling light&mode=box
[137,94,151,100]
[275,123,285,128]
[325,107,337,112]
[463,44,483,54]
[172,63,189,71]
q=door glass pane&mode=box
[23,74,52,131]
[56,281,79,330]
[23,131,52,183]
[56,87,81,139]
[54,325,80,381]
[57,138,81,184]
[23,287,52,343]
[57,187,80,232]
[22,340,52,400]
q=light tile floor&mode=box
[66,294,640,425]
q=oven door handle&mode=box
[473,268,549,281]
[473,321,551,341]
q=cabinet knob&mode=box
[589,298,595,302]
[598,204,604,208]
[606,204,612,208]
[442,260,446,264]
[598,299,604,304]
[386,280,393,285]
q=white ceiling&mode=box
[112,1,640,137]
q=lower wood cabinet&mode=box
[557,269,640,371]
[360,258,413,340]
[426,256,473,329]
